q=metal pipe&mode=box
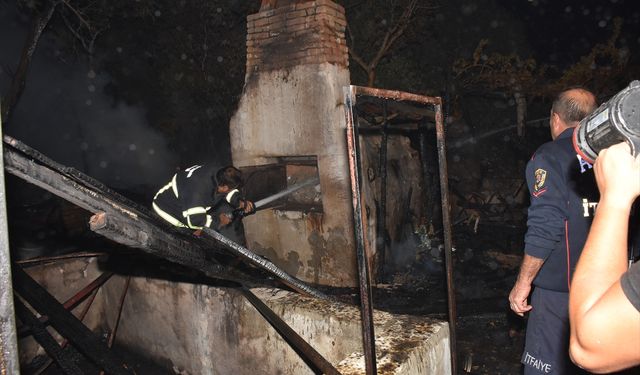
[0,112,20,375]
[344,86,377,375]
[64,271,114,311]
[435,102,458,374]
[241,288,341,375]
[353,86,442,105]
[16,252,107,266]
[108,276,130,348]
[100,276,131,375]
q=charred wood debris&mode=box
[2,121,527,374]
[2,134,340,374]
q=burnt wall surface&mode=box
[230,0,355,287]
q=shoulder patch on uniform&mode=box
[533,168,547,197]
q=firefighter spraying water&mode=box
[231,177,320,219]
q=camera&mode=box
[573,80,640,163]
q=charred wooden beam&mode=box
[34,283,102,375]
[3,135,324,295]
[3,135,148,220]
[3,138,252,283]
[14,298,85,375]
[419,121,438,225]
[88,212,202,266]
[89,211,264,287]
[18,271,113,338]
[3,135,334,370]
[12,266,134,375]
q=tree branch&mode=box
[1,0,60,124]
[348,0,420,86]
[61,0,92,31]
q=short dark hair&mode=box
[214,166,244,189]
[551,87,598,124]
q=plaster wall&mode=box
[103,276,354,374]
[230,63,356,287]
[100,276,451,375]
[17,261,451,374]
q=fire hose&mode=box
[233,176,320,218]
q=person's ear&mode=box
[551,112,562,129]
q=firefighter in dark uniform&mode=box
[509,88,598,374]
[152,165,254,234]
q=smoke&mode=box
[0,4,177,194]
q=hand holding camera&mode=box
[594,142,640,209]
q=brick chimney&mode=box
[246,0,348,75]
[229,0,355,287]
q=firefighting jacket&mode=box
[152,164,242,230]
[524,128,599,292]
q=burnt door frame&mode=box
[343,85,457,375]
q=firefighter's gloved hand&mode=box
[240,200,256,216]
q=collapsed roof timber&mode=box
[1,134,340,374]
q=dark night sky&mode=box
[497,0,639,69]
[2,3,638,371]
[0,2,179,192]
[0,0,639,194]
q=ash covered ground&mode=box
[366,222,527,375]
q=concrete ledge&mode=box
[18,260,450,374]
[252,287,451,374]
